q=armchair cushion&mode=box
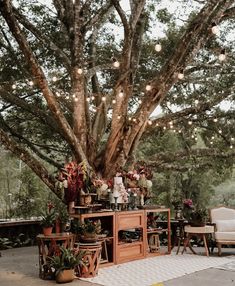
[215,231,235,241]
[214,219,235,232]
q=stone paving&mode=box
[0,246,234,286]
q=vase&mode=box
[56,269,74,283]
[43,226,53,236]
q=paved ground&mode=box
[0,246,234,286]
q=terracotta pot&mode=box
[56,269,74,284]
[43,226,53,236]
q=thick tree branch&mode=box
[12,7,71,70]
[0,0,89,165]
[0,129,56,193]
[0,114,63,169]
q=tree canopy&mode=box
[0,0,234,198]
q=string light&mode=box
[112,58,120,68]
[230,145,233,149]
[133,118,137,122]
[52,76,57,82]
[178,72,184,80]
[74,97,78,102]
[195,99,199,105]
[12,84,16,89]
[218,130,222,134]
[148,120,152,125]
[118,90,124,98]
[65,95,69,100]
[77,68,83,75]
[154,43,162,52]
[213,118,218,122]
[101,96,106,101]
[117,115,121,120]
[128,117,132,121]
[188,121,192,125]
[72,94,76,98]
[138,99,142,104]
[86,97,90,102]
[218,49,226,62]
[29,80,34,86]
[91,96,95,100]
[112,99,116,104]
[211,23,219,35]
[56,92,61,97]
[145,83,152,91]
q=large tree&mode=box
[0,0,234,197]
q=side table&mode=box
[182,225,214,257]
[75,242,102,278]
[36,232,74,279]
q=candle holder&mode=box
[133,193,138,210]
[114,196,119,211]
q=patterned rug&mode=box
[81,254,235,286]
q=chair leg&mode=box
[217,243,222,256]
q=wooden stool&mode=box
[77,242,102,278]
[182,225,214,256]
[149,234,160,252]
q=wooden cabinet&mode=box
[71,211,115,267]
[70,208,171,266]
[115,210,146,264]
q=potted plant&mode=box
[49,246,85,283]
[80,219,101,243]
[189,208,208,227]
[40,208,56,236]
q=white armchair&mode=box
[210,206,235,256]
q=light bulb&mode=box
[112,99,116,104]
[218,130,222,134]
[101,96,106,101]
[230,145,233,149]
[52,76,57,82]
[178,72,184,80]
[188,121,192,125]
[74,97,78,102]
[117,115,121,119]
[148,120,152,125]
[213,118,218,122]
[155,43,162,52]
[91,96,95,100]
[118,90,124,98]
[218,51,226,62]
[12,84,16,89]
[112,58,120,68]
[86,97,90,102]
[145,84,152,91]
[29,81,34,86]
[77,68,83,74]
[211,24,219,35]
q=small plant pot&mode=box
[80,232,97,243]
[43,226,53,236]
[56,269,74,284]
